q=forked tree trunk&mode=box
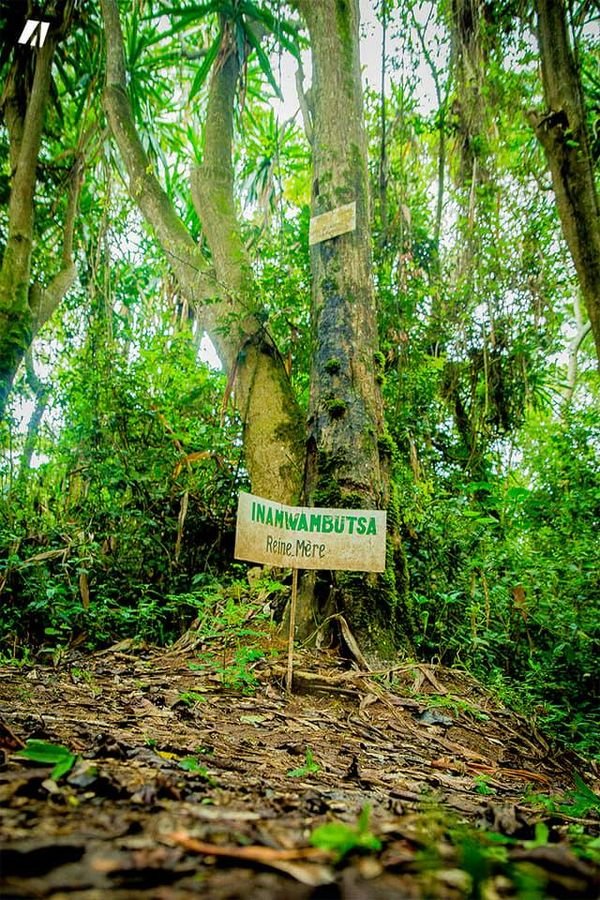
[190,24,305,503]
[530,0,600,365]
[293,0,413,658]
[101,0,305,502]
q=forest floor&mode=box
[1,635,599,899]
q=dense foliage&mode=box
[0,0,598,757]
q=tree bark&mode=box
[433,0,497,477]
[0,1,79,420]
[190,20,305,503]
[530,0,600,366]
[448,0,499,291]
[0,40,54,418]
[293,0,413,658]
[450,0,492,187]
[100,0,305,502]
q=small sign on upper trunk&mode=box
[309,202,356,245]
[234,491,386,572]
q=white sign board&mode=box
[309,202,356,245]
[234,491,386,572]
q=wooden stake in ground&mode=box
[233,491,386,690]
[287,568,299,693]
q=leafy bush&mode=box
[407,407,600,756]
[0,317,246,654]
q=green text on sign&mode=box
[234,492,386,572]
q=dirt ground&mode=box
[1,640,599,899]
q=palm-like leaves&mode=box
[240,106,308,214]
[146,0,304,101]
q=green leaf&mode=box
[179,756,208,774]
[473,775,496,795]
[16,739,70,764]
[189,32,223,100]
[310,821,381,860]
[573,773,600,808]
[15,739,78,780]
[51,756,77,780]
[239,1,303,59]
[243,24,282,99]
[287,747,320,777]
[357,804,371,832]
[465,481,494,493]
[505,486,530,500]
[179,756,217,784]
[524,822,550,849]
[310,806,381,860]
[560,773,600,816]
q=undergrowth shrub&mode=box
[407,408,600,756]
[0,322,247,653]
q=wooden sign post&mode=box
[234,492,387,691]
[287,568,299,692]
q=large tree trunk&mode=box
[450,0,493,187]
[0,2,79,420]
[432,0,497,481]
[448,0,497,285]
[100,0,305,502]
[190,21,305,503]
[529,0,600,365]
[293,0,413,658]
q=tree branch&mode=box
[191,22,250,299]
[3,41,55,257]
[30,156,82,332]
[100,0,215,308]
[100,0,306,501]
[531,0,600,365]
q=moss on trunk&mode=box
[293,0,416,659]
[531,0,600,365]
